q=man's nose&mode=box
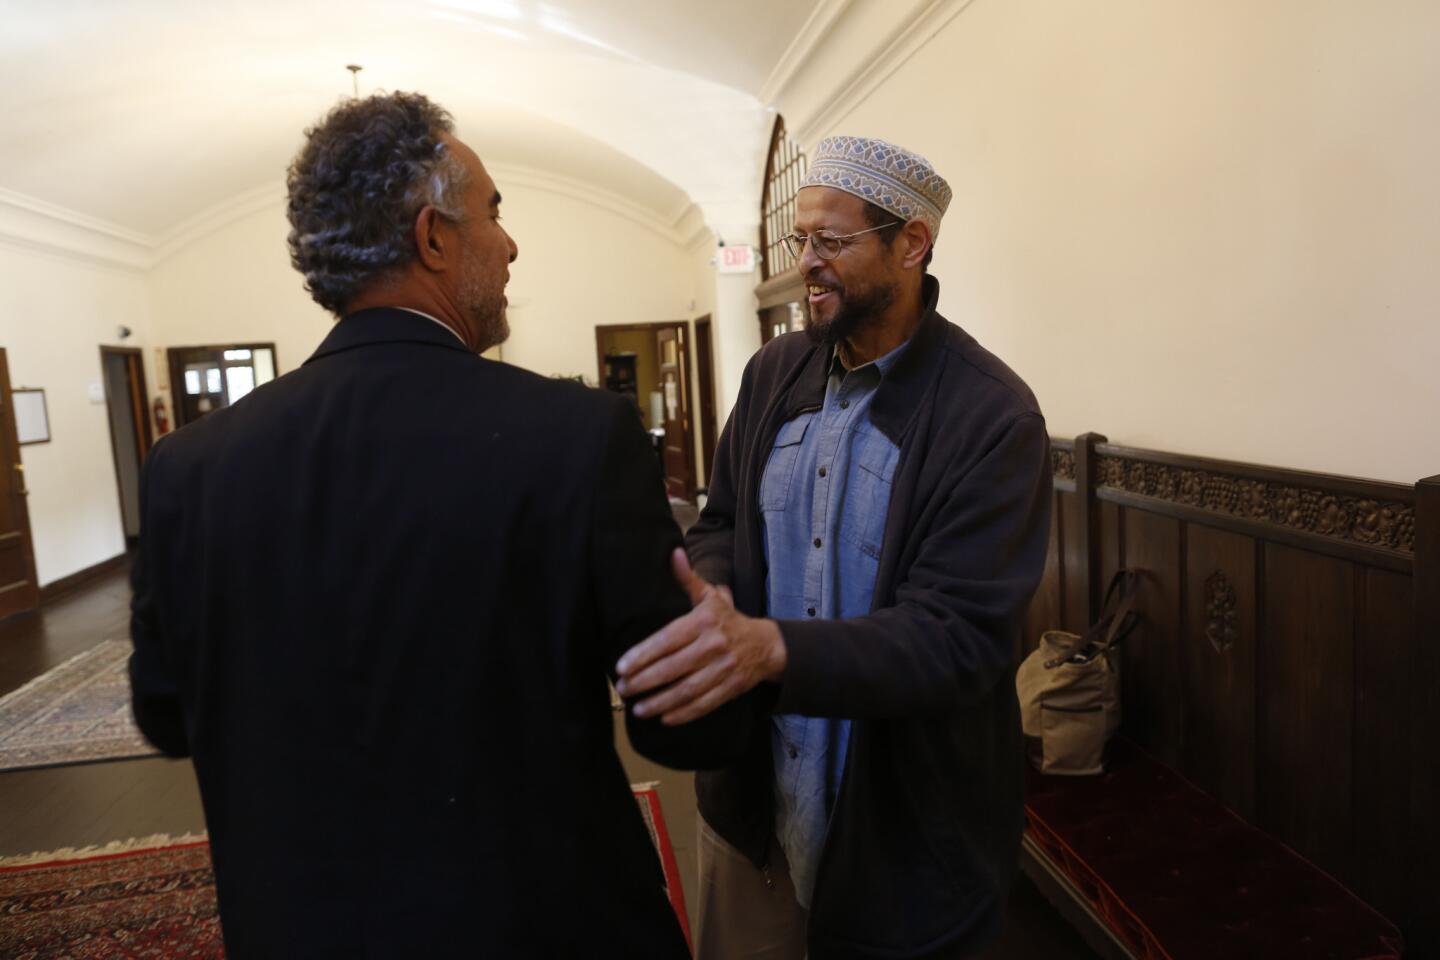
[797,237,823,276]
[506,230,518,264]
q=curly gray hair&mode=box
[286,91,470,316]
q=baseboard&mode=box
[39,553,130,605]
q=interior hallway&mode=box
[0,561,1094,959]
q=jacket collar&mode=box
[783,274,947,444]
[305,307,474,365]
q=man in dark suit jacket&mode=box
[129,91,746,958]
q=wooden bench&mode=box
[1017,434,1438,958]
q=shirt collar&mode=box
[785,274,947,445]
[831,334,913,379]
[395,308,466,346]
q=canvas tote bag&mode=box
[1016,571,1139,775]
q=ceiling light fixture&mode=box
[346,64,363,99]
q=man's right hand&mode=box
[614,549,785,726]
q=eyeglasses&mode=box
[781,222,899,260]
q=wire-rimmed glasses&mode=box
[781,222,899,260]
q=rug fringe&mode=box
[0,830,208,867]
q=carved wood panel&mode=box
[1119,509,1183,768]
[1060,490,1087,634]
[1409,478,1440,955]
[1183,524,1257,819]
[1100,500,1122,598]
[1020,491,1063,661]
[1352,568,1416,928]
[1257,543,1355,882]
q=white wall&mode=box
[780,0,1440,484]
[148,181,708,379]
[0,242,152,584]
[498,185,698,379]
[146,180,723,488]
[148,203,335,379]
[0,172,718,586]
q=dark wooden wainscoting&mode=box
[1022,433,1438,955]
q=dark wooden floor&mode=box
[0,563,1094,958]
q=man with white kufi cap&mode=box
[616,136,1053,958]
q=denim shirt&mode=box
[760,339,908,909]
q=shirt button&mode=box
[839,400,850,409]
[813,537,822,548]
[818,466,827,477]
[807,607,816,617]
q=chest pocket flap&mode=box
[760,416,812,512]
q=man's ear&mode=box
[412,205,448,272]
[898,219,932,270]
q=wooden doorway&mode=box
[0,348,41,620]
[100,347,153,545]
[167,343,278,429]
[693,316,718,490]
[595,322,697,501]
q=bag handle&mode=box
[1040,630,1086,668]
[1085,570,1140,652]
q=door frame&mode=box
[99,346,152,543]
[167,342,279,428]
[593,320,698,500]
[692,316,718,490]
[0,347,41,620]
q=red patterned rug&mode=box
[0,834,220,958]
[0,785,688,958]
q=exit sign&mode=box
[718,244,757,274]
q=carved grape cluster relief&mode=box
[1204,570,1239,654]
[1051,449,1076,482]
[1094,456,1414,553]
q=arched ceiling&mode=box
[0,0,823,245]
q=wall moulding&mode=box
[787,0,981,149]
[3,166,712,273]
[759,0,857,107]
[0,190,151,272]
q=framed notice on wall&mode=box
[12,388,50,445]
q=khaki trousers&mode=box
[694,815,808,960]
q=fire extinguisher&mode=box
[153,396,170,435]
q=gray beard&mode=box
[460,257,509,353]
[803,280,897,348]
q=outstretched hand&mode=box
[614,549,786,726]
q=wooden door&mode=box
[655,326,696,500]
[693,317,717,489]
[0,349,40,620]
[101,347,152,542]
[167,343,277,428]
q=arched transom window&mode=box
[759,115,806,282]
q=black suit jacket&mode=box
[130,309,746,958]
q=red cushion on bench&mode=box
[1023,739,1404,960]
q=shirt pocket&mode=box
[840,432,897,560]
[760,417,811,512]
